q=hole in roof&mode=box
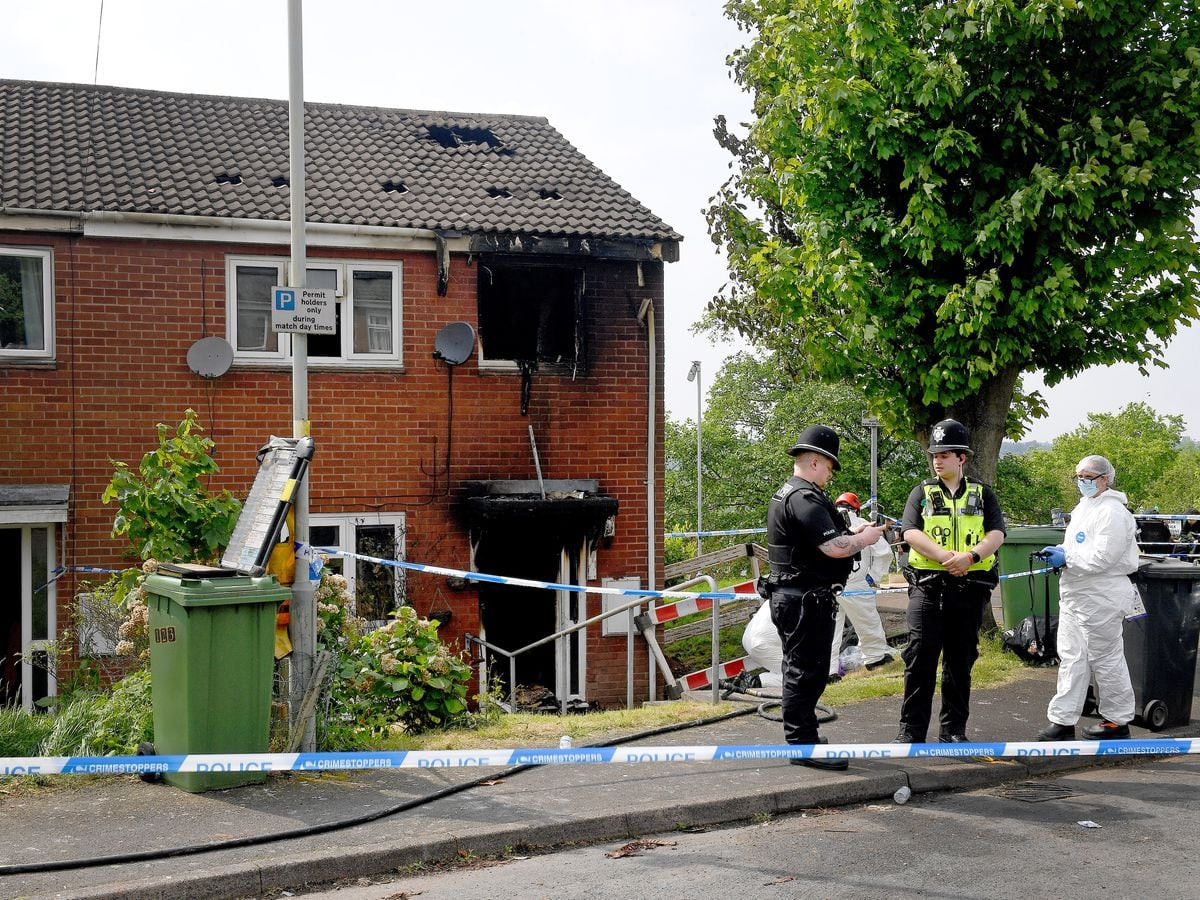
[539,189,563,201]
[486,187,513,199]
[426,124,505,151]
[382,179,408,194]
[272,175,289,188]
[214,172,242,186]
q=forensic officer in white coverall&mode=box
[827,492,896,680]
[740,491,894,690]
[1036,455,1139,741]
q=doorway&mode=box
[0,525,56,710]
[476,530,560,697]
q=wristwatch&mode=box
[969,550,982,564]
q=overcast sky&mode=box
[3,0,1198,442]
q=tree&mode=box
[993,452,1062,525]
[707,0,1200,484]
[1146,448,1200,512]
[665,351,927,563]
[1020,402,1184,509]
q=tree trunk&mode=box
[910,362,1021,487]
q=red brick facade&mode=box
[0,229,667,707]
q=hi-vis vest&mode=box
[908,478,996,572]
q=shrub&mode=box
[326,607,472,745]
[101,409,241,565]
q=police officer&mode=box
[896,419,1006,744]
[766,425,886,770]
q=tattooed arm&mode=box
[819,524,886,559]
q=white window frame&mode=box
[226,255,403,367]
[310,512,406,628]
[0,246,54,361]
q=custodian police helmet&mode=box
[927,418,971,455]
[787,424,841,471]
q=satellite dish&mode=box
[433,321,476,366]
[187,336,234,378]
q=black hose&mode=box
[0,704,761,876]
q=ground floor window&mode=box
[310,514,406,629]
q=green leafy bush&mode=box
[102,409,241,565]
[326,606,471,746]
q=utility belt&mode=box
[902,565,998,591]
[757,574,841,602]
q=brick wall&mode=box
[0,231,667,707]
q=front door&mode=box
[0,525,56,710]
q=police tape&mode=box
[1,738,1195,777]
[311,547,1055,604]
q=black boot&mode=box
[790,736,850,771]
[1036,721,1076,741]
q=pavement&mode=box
[3,661,1199,900]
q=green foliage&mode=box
[1146,448,1200,512]
[102,409,241,563]
[994,452,1063,525]
[78,669,154,756]
[0,705,55,757]
[35,670,154,757]
[1023,402,1185,508]
[323,602,472,748]
[708,0,1200,478]
[665,350,927,571]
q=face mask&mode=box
[1076,477,1099,498]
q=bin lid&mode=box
[1003,525,1067,544]
[144,572,292,606]
[1135,558,1200,581]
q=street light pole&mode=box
[687,361,702,556]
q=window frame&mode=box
[0,246,54,361]
[476,259,585,372]
[225,255,403,368]
[310,512,407,629]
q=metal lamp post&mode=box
[687,360,702,555]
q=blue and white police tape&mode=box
[32,565,123,594]
[309,546,1055,603]
[2,738,1194,777]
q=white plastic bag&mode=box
[838,644,864,674]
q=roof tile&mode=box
[0,80,680,245]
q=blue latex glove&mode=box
[1039,545,1066,569]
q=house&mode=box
[0,79,680,711]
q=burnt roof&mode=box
[0,80,681,247]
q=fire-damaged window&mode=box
[477,263,584,371]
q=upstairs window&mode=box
[0,247,53,360]
[477,262,584,371]
[227,256,402,366]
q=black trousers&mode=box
[770,587,837,744]
[899,575,991,741]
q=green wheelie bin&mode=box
[997,525,1065,629]
[144,568,290,792]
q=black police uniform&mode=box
[766,475,855,745]
[898,478,1006,742]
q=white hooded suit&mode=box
[743,511,894,689]
[1047,486,1140,727]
